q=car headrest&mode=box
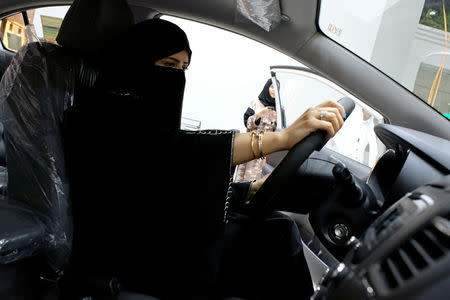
[56,0,134,58]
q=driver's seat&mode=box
[1,0,259,298]
[0,0,135,298]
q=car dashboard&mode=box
[314,175,450,300]
[298,123,450,299]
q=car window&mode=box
[162,16,386,167]
[272,67,386,167]
[319,0,450,121]
[0,6,69,52]
[161,15,303,131]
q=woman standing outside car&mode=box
[234,78,278,182]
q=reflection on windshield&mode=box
[273,69,386,167]
[319,0,450,120]
[420,0,450,31]
[417,0,450,118]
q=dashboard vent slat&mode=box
[409,239,435,265]
[386,257,404,286]
[414,230,445,260]
[423,228,448,253]
[397,248,420,275]
[401,240,428,270]
[381,258,402,289]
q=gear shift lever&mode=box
[332,162,364,207]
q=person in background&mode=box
[327,105,383,167]
[234,78,278,182]
[357,107,380,166]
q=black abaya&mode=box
[63,19,238,297]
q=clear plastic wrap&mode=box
[235,0,282,32]
[0,42,79,273]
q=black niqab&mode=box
[98,18,192,130]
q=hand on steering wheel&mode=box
[247,98,355,217]
[281,100,345,149]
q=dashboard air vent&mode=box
[378,214,450,289]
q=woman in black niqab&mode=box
[66,18,342,299]
[67,19,237,297]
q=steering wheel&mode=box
[247,97,355,217]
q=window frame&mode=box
[0,6,69,53]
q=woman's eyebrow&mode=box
[167,56,189,66]
[166,57,182,64]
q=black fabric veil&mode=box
[64,18,235,297]
[98,18,192,130]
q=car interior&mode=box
[0,0,449,300]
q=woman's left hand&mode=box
[246,174,270,201]
[279,100,345,150]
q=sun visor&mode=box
[235,0,282,32]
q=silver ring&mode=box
[319,111,326,121]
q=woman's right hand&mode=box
[279,100,345,150]
[232,100,344,166]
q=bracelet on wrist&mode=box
[258,130,265,159]
[250,129,266,160]
[250,131,259,159]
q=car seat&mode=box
[1,0,251,298]
[0,0,133,298]
[0,49,14,189]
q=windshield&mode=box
[319,0,450,120]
